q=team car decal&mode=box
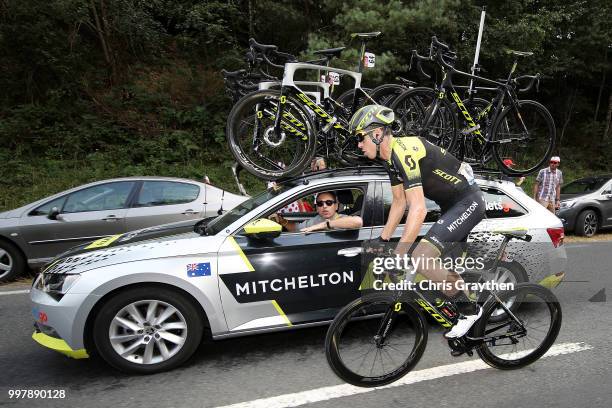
[219,236,361,328]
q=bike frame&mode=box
[376,233,528,348]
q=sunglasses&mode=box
[550,161,559,164]
[316,200,337,207]
[356,127,381,143]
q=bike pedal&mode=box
[466,350,473,357]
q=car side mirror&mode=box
[47,207,61,220]
[242,218,281,240]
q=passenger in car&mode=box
[272,191,363,233]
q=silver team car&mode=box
[30,168,567,373]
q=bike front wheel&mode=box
[491,100,556,175]
[325,293,428,387]
[474,283,562,370]
[226,90,317,180]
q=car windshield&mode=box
[204,183,293,235]
[561,177,609,194]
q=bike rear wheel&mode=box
[368,83,407,107]
[474,283,562,370]
[325,293,428,387]
[226,90,317,180]
[390,87,457,151]
[491,100,556,175]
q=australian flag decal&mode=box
[186,262,211,277]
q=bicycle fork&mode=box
[374,301,403,347]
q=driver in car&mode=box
[271,191,362,233]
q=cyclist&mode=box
[350,104,486,338]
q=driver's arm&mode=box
[396,186,427,255]
[380,184,406,240]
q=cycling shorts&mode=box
[421,185,486,256]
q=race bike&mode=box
[325,228,562,387]
[225,32,382,180]
[390,36,555,176]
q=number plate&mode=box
[364,52,376,68]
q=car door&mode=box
[217,183,375,332]
[125,180,204,231]
[19,181,136,261]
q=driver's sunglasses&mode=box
[316,200,337,207]
[356,127,381,143]
[550,161,559,164]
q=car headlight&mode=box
[559,199,576,209]
[35,273,81,296]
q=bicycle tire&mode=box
[368,84,407,107]
[390,87,458,151]
[325,293,428,387]
[491,100,556,176]
[226,90,317,180]
[474,283,562,370]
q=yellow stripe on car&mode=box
[32,332,89,359]
[271,300,292,327]
[85,234,122,249]
[228,237,254,272]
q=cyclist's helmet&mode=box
[348,105,395,135]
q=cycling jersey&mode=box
[383,136,475,211]
[383,136,485,255]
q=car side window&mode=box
[134,181,199,207]
[381,182,441,225]
[481,187,528,218]
[63,182,135,213]
[263,187,366,234]
[30,196,67,216]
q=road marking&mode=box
[0,289,30,296]
[214,342,592,408]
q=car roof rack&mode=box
[276,165,388,184]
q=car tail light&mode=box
[547,227,564,248]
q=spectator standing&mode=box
[533,156,563,212]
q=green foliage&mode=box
[0,0,611,212]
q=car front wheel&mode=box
[93,286,204,374]
[0,241,27,283]
[576,209,598,237]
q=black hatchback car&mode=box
[557,175,612,236]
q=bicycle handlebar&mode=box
[514,74,541,93]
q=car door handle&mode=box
[337,247,362,257]
[182,209,199,215]
[102,215,123,221]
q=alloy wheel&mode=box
[0,249,14,279]
[109,300,188,365]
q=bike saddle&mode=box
[221,69,247,78]
[351,32,382,39]
[249,38,278,52]
[492,228,531,240]
[313,46,346,59]
[506,49,534,57]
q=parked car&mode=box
[30,168,566,373]
[0,177,247,282]
[557,174,612,237]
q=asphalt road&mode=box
[0,242,610,408]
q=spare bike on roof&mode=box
[225,32,382,180]
[390,36,555,176]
